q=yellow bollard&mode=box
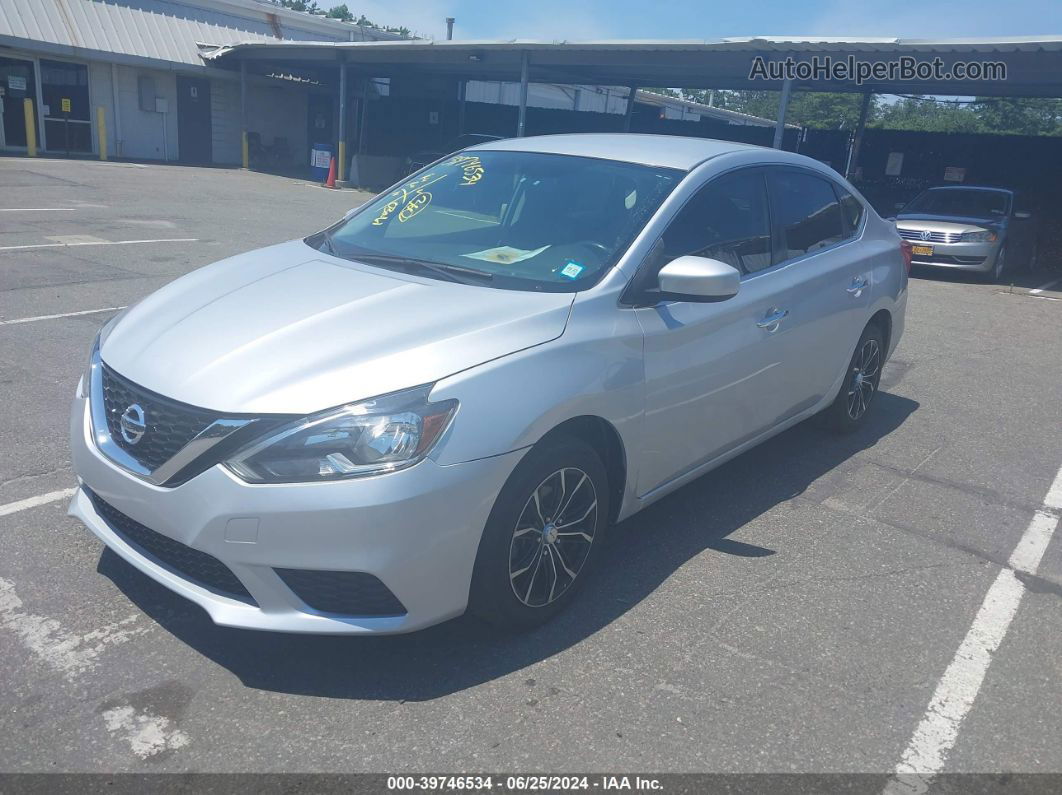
[97,107,108,161]
[23,98,37,157]
[241,130,249,169]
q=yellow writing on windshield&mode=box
[398,192,432,222]
[372,172,448,226]
[448,155,485,187]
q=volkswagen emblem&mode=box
[919,229,932,241]
[119,404,147,445]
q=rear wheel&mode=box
[468,437,610,630]
[822,323,884,434]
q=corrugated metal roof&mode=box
[0,0,400,68]
[200,36,1062,97]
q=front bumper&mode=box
[69,394,524,634]
[909,240,1001,272]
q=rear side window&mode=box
[769,170,846,259]
[836,186,865,236]
[660,170,773,274]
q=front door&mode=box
[635,168,792,496]
[40,59,92,154]
[176,76,212,164]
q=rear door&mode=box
[763,167,872,410]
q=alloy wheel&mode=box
[509,467,598,608]
[846,338,881,420]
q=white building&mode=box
[0,0,399,161]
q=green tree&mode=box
[967,97,1062,136]
[870,96,984,133]
[276,0,320,12]
[326,4,353,22]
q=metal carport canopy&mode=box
[199,36,1062,98]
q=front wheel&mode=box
[821,323,885,434]
[468,437,610,630]
[986,245,1007,283]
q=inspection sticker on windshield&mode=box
[560,261,584,279]
[463,245,549,265]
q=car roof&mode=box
[467,133,769,171]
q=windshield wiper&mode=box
[350,252,494,285]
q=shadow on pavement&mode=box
[99,391,919,702]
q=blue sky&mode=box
[352,0,1062,41]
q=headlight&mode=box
[959,230,998,242]
[224,386,458,483]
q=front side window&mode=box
[770,170,846,259]
[658,170,773,274]
[311,151,682,292]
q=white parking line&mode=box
[0,489,77,518]
[883,465,1062,795]
[0,208,79,212]
[1029,276,1062,295]
[102,705,190,758]
[0,577,151,681]
[0,237,198,253]
[0,306,126,326]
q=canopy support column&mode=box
[772,78,792,150]
[337,60,348,186]
[240,60,248,169]
[457,80,467,136]
[623,84,638,132]
[845,91,873,180]
[517,51,529,137]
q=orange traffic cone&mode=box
[324,155,337,188]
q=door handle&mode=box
[757,308,789,332]
[847,276,869,296]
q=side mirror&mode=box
[1015,210,1032,220]
[657,256,740,303]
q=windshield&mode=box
[903,189,1009,218]
[311,150,683,291]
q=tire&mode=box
[986,245,1007,283]
[468,437,610,630]
[821,323,885,434]
[1027,242,1039,272]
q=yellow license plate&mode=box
[911,244,933,256]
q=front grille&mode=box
[275,568,406,616]
[91,491,255,604]
[101,365,217,472]
[897,228,963,244]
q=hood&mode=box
[895,213,1003,231]
[101,240,575,415]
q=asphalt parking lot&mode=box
[1,157,1061,777]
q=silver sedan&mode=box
[70,134,908,634]
[894,186,1037,282]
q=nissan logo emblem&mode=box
[119,404,147,445]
